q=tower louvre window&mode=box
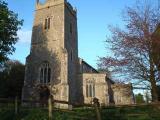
[45,18,48,29]
[44,18,51,30]
[71,50,73,61]
[70,23,72,34]
[48,18,50,29]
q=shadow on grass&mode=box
[0,105,160,120]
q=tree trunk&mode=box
[150,80,158,102]
[150,58,158,102]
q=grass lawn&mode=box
[0,104,160,120]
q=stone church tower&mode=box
[22,0,79,105]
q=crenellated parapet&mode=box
[35,0,77,16]
[36,0,65,10]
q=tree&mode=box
[135,93,145,104]
[98,2,160,102]
[97,67,112,78]
[0,60,25,98]
[157,85,160,101]
[0,0,23,65]
[151,24,160,79]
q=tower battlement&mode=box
[36,0,65,10]
[65,1,77,15]
[36,0,77,14]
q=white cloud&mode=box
[17,30,32,44]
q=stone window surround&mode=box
[39,62,51,84]
[86,80,95,98]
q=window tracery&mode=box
[86,79,95,97]
[40,62,51,84]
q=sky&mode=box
[6,0,157,68]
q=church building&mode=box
[22,0,134,107]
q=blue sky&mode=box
[6,0,157,68]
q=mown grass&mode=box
[0,104,160,120]
[101,105,160,120]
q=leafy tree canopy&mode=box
[0,0,23,65]
[0,60,25,98]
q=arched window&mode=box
[86,83,95,98]
[40,62,51,84]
